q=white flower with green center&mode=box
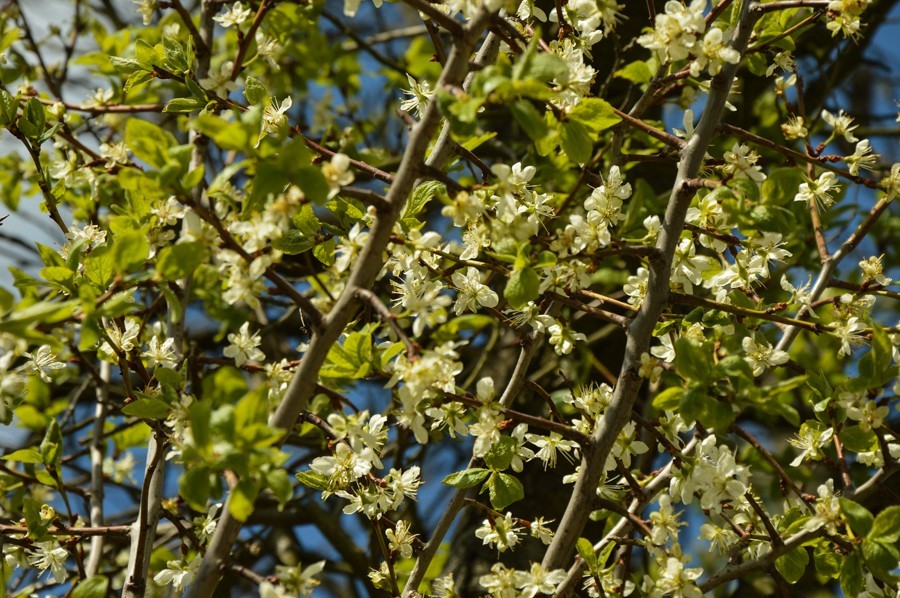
[257,96,292,147]
[213,2,251,28]
[795,171,841,208]
[475,512,522,553]
[223,321,265,366]
[399,74,434,119]
[23,345,66,382]
[153,555,200,591]
[821,108,859,143]
[741,335,789,377]
[27,541,69,583]
[513,562,568,597]
[451,267,498,315]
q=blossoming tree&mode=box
[1,0,899,596]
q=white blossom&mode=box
[223,322,265,366]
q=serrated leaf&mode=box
[244,76,269,106]
[615,60,653,84]
[869,505,900,542]
[576,537,598,571]
[163,97,206,113]
[504,267,540,310]
[775,546,809,584]
[443,468,491,489]
[296,470,331,491]
[112,231,150,273]
[230,479,260,522]
[0,89,18,125]
[511,100,549,141]
[121,397,170,420]
[813,543,841,578]
[180,466,213,511]
[488,472,524,510]
[109,56,145,75]
[483,435,518,471]
[125,119,174,169]
[862,537,900,582]
[559,120,593,164]
[72,576,109,598]
[266,468,293,507]
[568,98,621,134]
[840,550,864,596]
[156,242,208,280]
[403,181,444,221]
[652,387,684,411]
[134,39,159,68]
[840,425,877,453]
[840,500,875,537]
[1,447,43,463]
[273,229,315,254]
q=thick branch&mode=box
[185,13,495,598]
[541,2,758,571]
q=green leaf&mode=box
[296,470,330,491]
[488,472,524,510]
[112,231,150,273]
[84,245,115,288]
[320,329,373,379]
[235,388,268,428]
[576,537,598,571]
[674,337,712,383]
[862,537,900,581]
[230,478,260,522]
[775,546,809,584]
[125,119,174,169]
[511,100,549,141]
[154,367,182,389]
[404,181,444,221]
[292,203,320,236]
[615,60,654,84]
[443,468,491,489]
[840,425,877,453]
[869,505,900,542]
[504,267,540,310]
[72,576,109,598]
[266,468,293,507]
[18,97,46,140]
[163,97,206,113]
[244,76,269,106]
[511,36,566,83]
[840,550,864,596]
[162,36,189,73]
[292,166,330,205]
[40,419,62,468]
[559,120,593,164]
[838,499,874,538]
[313,237,336,266]
[273,229,315,254]
[652,387,684,411]
[483,435,518,471]
[568,98,621,134]
[193,114,252,151]
[122,397,170,420]
[2,447,43,463]
[857,325,897,389]
[180,466,213,511]
[189,401,212,452]
[0,89,18,125]
[40,266,75,287]
[813,543,841,579]
[134,39,159,69]
[156,242,208,280]
[109,56,145,75]
[761,167,805,205]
